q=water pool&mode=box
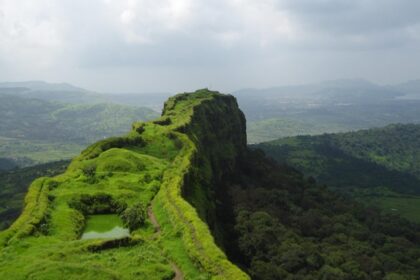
[81,214,130,240]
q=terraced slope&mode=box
[0,90,249,279]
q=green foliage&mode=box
[0,89,248,279]
[0,160,69,230]
[3,89,420,280]
[220,150,420,279]
[79,135,145,160]
[121,203,147,230]
[255,123,420,222]
[68,193,126,215]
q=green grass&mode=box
[0,89,249,279]
[0,160,69,230]
[371,195,420,223]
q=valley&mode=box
[0,87,158,168]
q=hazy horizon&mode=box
[1,77,419,95]
[1,1,420,93]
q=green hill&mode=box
[255,124,420,222]
[1,91,419,279]
[0,94,158,167]
[0,90,249,279]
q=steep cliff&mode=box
[0,89,249,279]
[162,92,247,241]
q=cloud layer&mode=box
[0,0,419,92]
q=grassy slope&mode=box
[0,161,70,230]
[0,90,248,279]
[255,124,420,223]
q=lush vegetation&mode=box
[255,124,420,222]
[0,89,248,279]
[0,93,158,166]
[0,160,70,230]
[3,90,420,279]
[216,150,420,279]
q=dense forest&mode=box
[254,124,420,223]
[217,150,420,279]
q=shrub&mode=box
[68,193,126,215]
[121,203,147,230]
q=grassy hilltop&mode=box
[0,89,248,280]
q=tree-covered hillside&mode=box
[255,124,420,223]
[219,150,420,279]
[0,94,158,167]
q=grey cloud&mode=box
[281,0,420,33]
[0,0,420,92]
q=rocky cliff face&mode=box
[162,92,247,235]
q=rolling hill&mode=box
[0,94,158,167]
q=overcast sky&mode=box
[0,0,420,93]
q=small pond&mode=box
[81,214,130,240]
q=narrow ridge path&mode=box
[147,206,183,280]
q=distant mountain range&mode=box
[0,81,171,108]
[3,79,420,145]
[233,79,420,143]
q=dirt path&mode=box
[170,263,183,280]
[147,206,183,280]
[147,206,161,235]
